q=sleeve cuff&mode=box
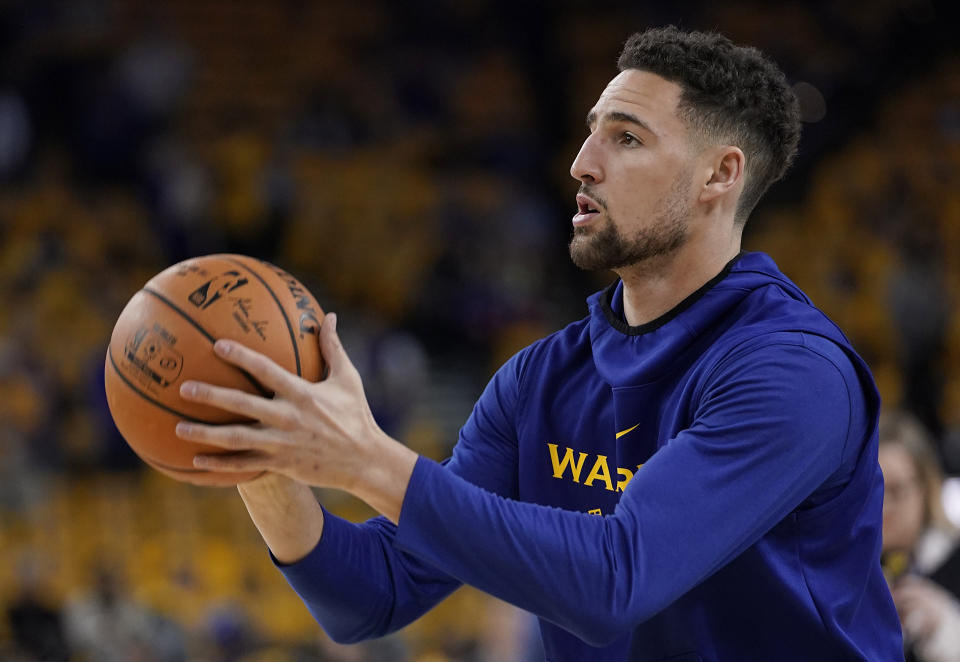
[270,504,345,569]
[271,506,386,615]
[269,506,396,641]
[395,455,444,555]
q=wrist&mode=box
[238,471,299,498]
[348,431,419,524]
[238,473,325,564]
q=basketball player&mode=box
[175,27,904,660]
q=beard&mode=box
[569,170,692,272]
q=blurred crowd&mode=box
[0,0,957,660]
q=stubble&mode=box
[569,169,692,272]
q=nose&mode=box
[570,133,603,184]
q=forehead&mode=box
[589,69,685,133]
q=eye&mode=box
[619,132,641,146]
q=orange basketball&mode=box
[104,254,324,486]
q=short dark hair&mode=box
[618,26,801,224]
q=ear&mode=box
[700,146,745,204]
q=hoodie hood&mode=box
[587,251,852,388]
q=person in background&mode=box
[63,563,186,662]
[5,557,69,662]
[880,410,960,662]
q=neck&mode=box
[616,236,741,327]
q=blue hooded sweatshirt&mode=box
[277,252,904,661]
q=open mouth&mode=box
[573,193,601,226]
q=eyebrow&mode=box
[586,110,657,137]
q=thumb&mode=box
[319,312,352,378]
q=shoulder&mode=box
[699,332,868,425]
[699,269,866,396]
[701,331,865,408]
[699,331,875,458]
[509,315,592,384]
[714,331,857,376]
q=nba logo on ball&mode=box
[188,271,249,310]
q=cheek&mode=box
[882,501,925,549]
[602,193,647,236]
[881,517,910,554]
[607,170,658,209]
[881,510,901,542]
[904,501,926,535]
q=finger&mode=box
[903,609,931,638]
[193,450,273,473]
[892,591,929,621]
[893,581,928,603]
[212,339,305,401]
[180,381,300,429]
[892,592,917,613]
[176,421,279,451]
[891,591,915,611]
[895,575,920,588]
[319,312,355,378]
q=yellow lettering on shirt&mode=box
[546,443,645,492]
[547,443,589,483]
[584,454,614,492]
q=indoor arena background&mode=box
[0,1,957,660]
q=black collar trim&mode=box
[600,252,745,337]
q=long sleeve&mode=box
[393,340,864,646]
[274,350,525,642]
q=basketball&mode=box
[104,254,324,486]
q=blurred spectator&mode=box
[200,603,262,662]
[0,1,957,659]
[141,134,217,262]
[312,630,409,662]
[5,557,69,662]
[63,563,187,662]
[0,334,58,505]
[344,315,430,438]
[115,25,195,123]
[0,89,32,178]
[880,410,960,662]
[888,216,950,446]
[476,600,544,662]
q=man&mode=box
[175,27,904,661]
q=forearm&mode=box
[394,457,632,645]
[236,473,397,642]
[393,418,847,647]
[238,452,456,644]
[237,473,325,564]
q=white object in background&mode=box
[941,477,960,529]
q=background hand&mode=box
[892,575,956,643]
